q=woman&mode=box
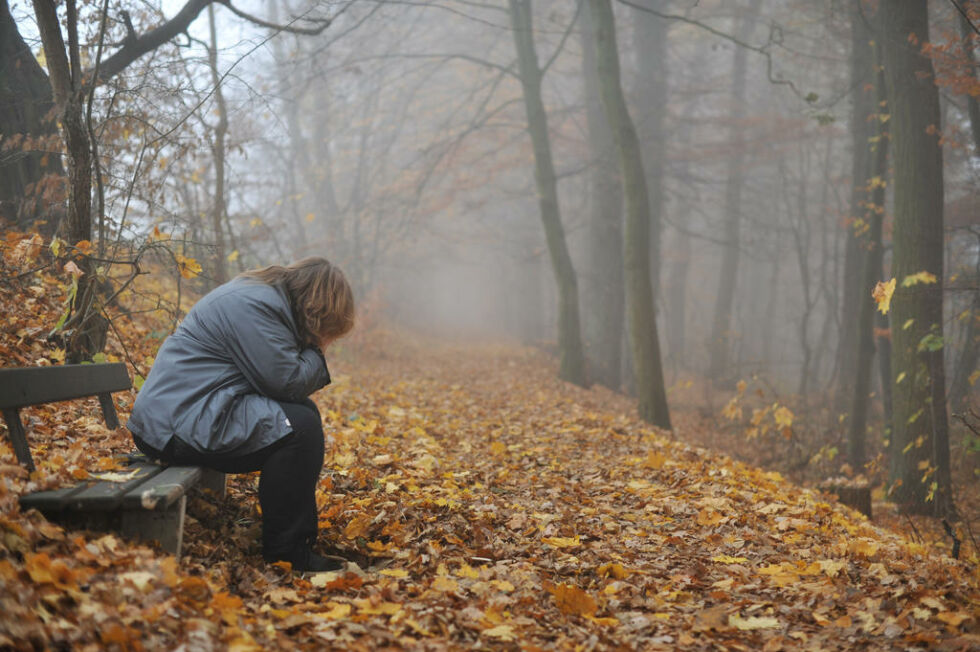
[127,257,354,571]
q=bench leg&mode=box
[2,408,35,472]
[198,470,227,499]
[121,495,186,557]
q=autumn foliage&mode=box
[0,233,978,649]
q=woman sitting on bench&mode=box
[127,257,354,572]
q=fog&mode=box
[10,0,975,404]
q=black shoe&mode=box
[265,546,344,572]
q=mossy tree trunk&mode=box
[881,0,953,516]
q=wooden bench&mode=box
[1,362,225,557]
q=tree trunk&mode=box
[707,0,762,383]
[836,1,880,418]
[33,0,108,363]
[881,0,953,516]
[0,0,64,232]
[848,31,890,469]
[508,0,587,386]
[589,0,670,428]
[632,4,667,298]
[581,0,624,390]
[948,12,980,412]
[207,4,228,285]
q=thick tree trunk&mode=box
[848,34,889,468]
[589,0,670,428]
[508,0,587,386]
[836,1,879,417]
[707,0,762,383]
[881,0,953,516]
[0,0,64,232]
[581,1,624,390]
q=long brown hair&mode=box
[238,257,354,346]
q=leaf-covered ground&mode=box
[0,249,978,649]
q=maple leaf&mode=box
[872,278,896,314]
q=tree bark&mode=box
[589,0,670,428]
[836,1,879,418]
[848,29,889,469]
[0,0,64,231]
[508,0,587,386]
[881,0,953,516]
[632,3,668,298]
[707,0,762,383]
[581,0,624,390]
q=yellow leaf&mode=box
[352,599,401,616]
[729,615,780,630]
[644,451,666,469]
[482,625,515,641]
[969,369,980,387]
[227,250,239,262]
[432,576,458,592]
[711,555,749,564]
[491,579,515,592]
[597,562,630,579]
[773,405,794,429]
[455,563,480,579]
[849,539,880,558]
[174,254,202,279]
[305,212,316,223]
[74,239,93,256]
[901,271,938,287]
[379,568,408,578]
[490,441,506,455]
[872,278,896,315]
[935,611,972,628]
[542,535,581,548]
[318,602,351,620]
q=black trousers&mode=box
[134,399,325,557]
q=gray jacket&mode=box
[127,278,330,454]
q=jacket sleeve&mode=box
[212,292,330,402]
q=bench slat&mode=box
[122,466,203,510]
[61,463,164,511]
[19,482,92,512]
[0,363,131,410]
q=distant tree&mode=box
[580,0,623,390]
[707,0,763,383]
[589,0,670,428]
[508,0,587,386]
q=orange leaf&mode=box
[546,582,597,617]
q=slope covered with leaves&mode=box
[0,249,978,649]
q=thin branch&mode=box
[616,0,809,101]
[216,0,330,36]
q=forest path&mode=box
[1,332,978,649]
